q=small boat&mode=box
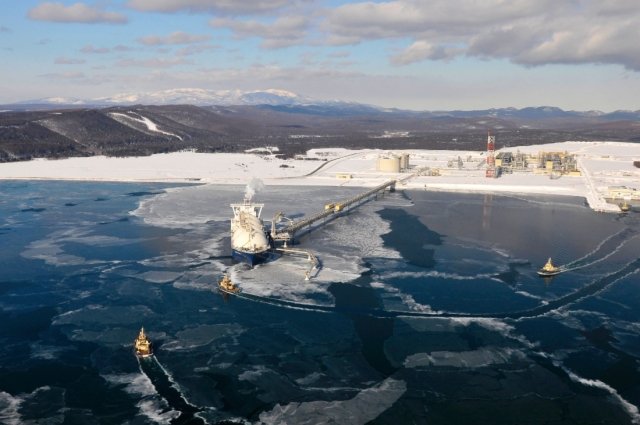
[218,274,240,294]
[620,201,630,212]
[537,258,561,277]
[134,327,153,357]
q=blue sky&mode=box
[1,0,639,110]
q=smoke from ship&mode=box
[245,177,265,201]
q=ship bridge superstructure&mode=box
[230,199,264,220]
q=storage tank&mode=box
[400,153,410,170]
[545,160,554,171]
[377,155,401,172]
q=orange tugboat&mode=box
[134,327,153,357]
[218,274,241,294]
[537,258,562,277]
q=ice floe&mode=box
[0,391,22,425]
[162,323,245,351]
[555,362,640,424]
[404,347,526,368]
[103,373,181,424]
[258,377,406,425]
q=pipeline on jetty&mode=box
[266,169,430,280]
[271,179,397,244]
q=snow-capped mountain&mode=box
[15,89,318,107]
[98,88,316,106]
[12,88,391,115]
[8,90,640,121]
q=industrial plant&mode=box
[372,133,583,181]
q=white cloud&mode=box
[37,71,115,86]
[391,41,459,65]
[325,1,432,40]
[514,19,640,70]
[80,45,110,54]
[175,44,219,56]
[324,0,558,41]
[327,50,350,59]
[38,71,87,80]
[28,2,127,24]
[117,63,365,93]
[211,15,309,49]
[323,0,640,71]
[116,57,191,68]
[127,0,290,15]
[55,57,86,65]
[113,44,133,52]
[122,0,640,71]
[138,31,210,46]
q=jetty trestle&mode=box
[272,180,396,243]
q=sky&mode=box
[1,0,640,111]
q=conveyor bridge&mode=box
[272,180,396,243]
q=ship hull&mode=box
[232,249,271,267]
[218,286,242,295]
[537,269,561,277]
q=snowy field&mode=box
[1,141,639,212]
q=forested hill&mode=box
[1,103,638,162]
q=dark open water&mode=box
[1,180,639,424]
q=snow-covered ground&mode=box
[1,141,639,212]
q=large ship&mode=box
[230,198,272,266]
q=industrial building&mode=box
[495,151,529,173]
[535,151,581,175]
[372,136,584,182]
[607,186,640,200]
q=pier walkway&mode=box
[272,180,397,243]
[577,157,620,213]
[272,165,433,243]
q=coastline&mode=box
[1,141,638,213]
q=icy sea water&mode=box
[1,180,640,424]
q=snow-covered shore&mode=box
[1,141,639,212]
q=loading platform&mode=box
[272,180,397,243]
[274,247,320,280]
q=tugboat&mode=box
[537,258,561,277]
[218,274,240,294]
[134,327,153,357]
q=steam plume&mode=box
[244,177,265,201]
